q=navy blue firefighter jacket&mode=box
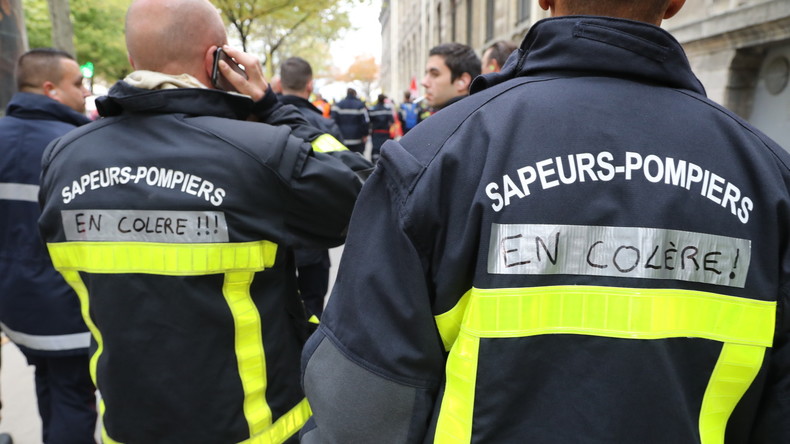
[302,16,790,443]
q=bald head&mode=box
[126,0,226,76]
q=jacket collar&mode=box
[96,80,255,120]
[471,16,705,96]
[279,94,322,115]
[5,92,91,126]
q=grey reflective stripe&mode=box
[332,108,367,116]
[61,209,230,243]
[343,139,364,145]
[304,336,414,443]
[488,223,752,288]
[369,110,392,117]
[0,183,39,202]
[1,322,90,351]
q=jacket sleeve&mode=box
[301,142,446,443]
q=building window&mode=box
[519,0,531,23]
[486,0,495,42]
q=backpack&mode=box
[401,102,419,129]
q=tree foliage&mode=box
[211,0,368,78]
[0,0,27,112]
[339,54,378,99]
[24,0,130,82]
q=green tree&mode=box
[1,0,28,113]
[24,0,130,82]
[212,0,367,78]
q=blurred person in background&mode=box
[331,88,369,156]
[481,40,518,74]
[368,94,395,163]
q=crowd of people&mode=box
[1,0,789,442]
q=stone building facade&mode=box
[379,0,790,150]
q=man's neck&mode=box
[282,89,309,100]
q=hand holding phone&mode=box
[211,47,248,92]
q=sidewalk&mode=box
[0,336,42,444]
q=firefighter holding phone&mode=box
[37,0,372,442]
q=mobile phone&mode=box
[211,47,248,92]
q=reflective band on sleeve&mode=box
[311,134,348,153]
[48,241,277,275]
[488,224,752,288]
[0,322,90,352]
[60,210,229,243]
[242,398,312,444]
[433,286,776,444]
[0,182,39,202]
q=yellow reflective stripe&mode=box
[699,343,765,444]
[49,241,284,441]
[433,286,776,444]
[48,241,277,275]
[243,398,312,443]
[308,315,320,325]
[435,290,472,351]
[224,271,271,436]
[58,270,115,441]
[311,134,348,153]
[433,332,479,444]
[465,286,775,346]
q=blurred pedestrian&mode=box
[421,42,480,113]
[280,56,347,320]
[398,90,421,135]
[0,48,96,444]
[331,88,369,155]
[368,94,395,163]
[311,92,331,119]
[302,0,790,442]
[37,0,369,442]
[481,40,517,74]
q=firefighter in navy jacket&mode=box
[0,48,96,443]
[301,0,790,442]
[38,1,370,442]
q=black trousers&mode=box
[25,353,96,444]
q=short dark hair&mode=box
[16,48,74,91]
[377,94,387,104]
[484,40,518,68]
[347,88,357,98]
[429,43,481,82]
[280,57,313,92]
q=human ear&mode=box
[663,0,686,20]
